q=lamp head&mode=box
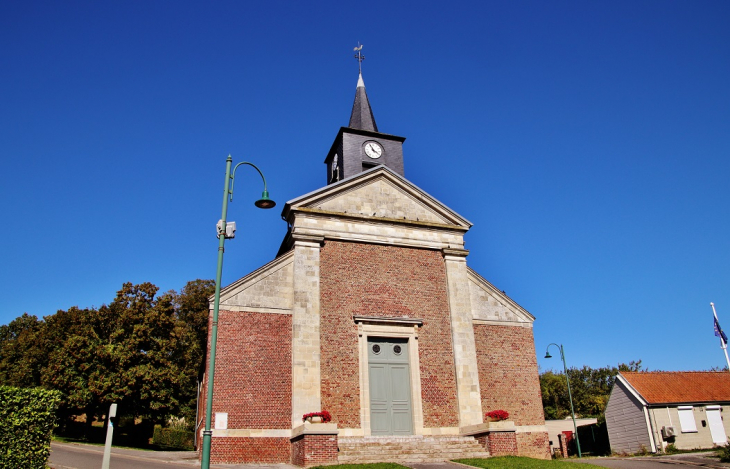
[254,190,276,209]
[544,351,552,359]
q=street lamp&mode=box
[545,343,582,458]
[201,155,276,469]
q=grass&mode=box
[52,434,168,452]
[311,459,588,469]
[53,435,104,446]
[310,465,409,469]
[455,456,589,468]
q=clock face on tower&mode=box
[364,141,383,159]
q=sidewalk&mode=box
[572,451,730,469]
[651,451,730,469]
[50,442,299,469]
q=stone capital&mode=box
[443,247,469,259]
[292,233,324,248]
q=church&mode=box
[198,68,550,466]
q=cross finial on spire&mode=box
[353,42,364,74]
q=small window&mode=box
[678,406,698,433]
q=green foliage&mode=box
[41,283,185,425]
[455,456,586,468]
[310,465,410,469]
[0,279,215,441]
[717,441,730,462]
[665,444,679,454]
[0,386,62,469]
[540,360,642,419]
[0,313,46,387]
[151,424,194,450]
[171,279,215,423]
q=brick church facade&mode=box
[198,72,550,465]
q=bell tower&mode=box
[324,47,406,184]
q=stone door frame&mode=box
[355,316,424,436]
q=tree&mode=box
[540,360,642,419]
[0,313,45,388]
[1,279,215,433]
[42,283,185,431]
[171,279,215,423]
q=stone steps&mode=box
[338,436,490,463]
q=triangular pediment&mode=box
[468,267,534,325]
[215,251,293,314]
[283,166,471,229]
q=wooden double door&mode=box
[368,337,413,435]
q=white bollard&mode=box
[101,403,117,469]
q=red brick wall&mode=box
[474,324,545,426]
[487,432,518,456]
[205,310,292,429]
[319,241,459,428]
[210,437,290,464]
[517,432,551,459]
[198,309,293,461]
[291,434,339,467]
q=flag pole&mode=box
[710,302,730,371]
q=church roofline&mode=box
[281,165,472,228]
[293,206,469,231]
[467,267,535,322]
[212,249,295,303]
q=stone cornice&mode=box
[292,207,469,232]
[473,319,532,328]
[443,247,470,258]
[353,315,424,326]
[291,233,325,246]
[291,422,339,438]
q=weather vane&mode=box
[353,42,364,74]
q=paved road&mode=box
[49,442,199,469]
[577,459,695,469]
[574,452,730,469]
[50,442,730,469]
[50,442,297,469]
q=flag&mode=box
[714,316,728,345]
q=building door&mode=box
[706,406,727,445]
[368,337,413,435]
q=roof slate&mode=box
[348,74,378,132]
[621,371,730,404]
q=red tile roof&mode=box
[621,371,730,404]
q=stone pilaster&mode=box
[443,248,483,427]
[291,235,324,426]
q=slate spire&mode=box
[348,73,378,132]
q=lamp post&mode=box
[201,155,276,469]
[545,343,582,458]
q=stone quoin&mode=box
[197,68,551,465]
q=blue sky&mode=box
[2,1,729,373]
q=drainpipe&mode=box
[647,407,662,453]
